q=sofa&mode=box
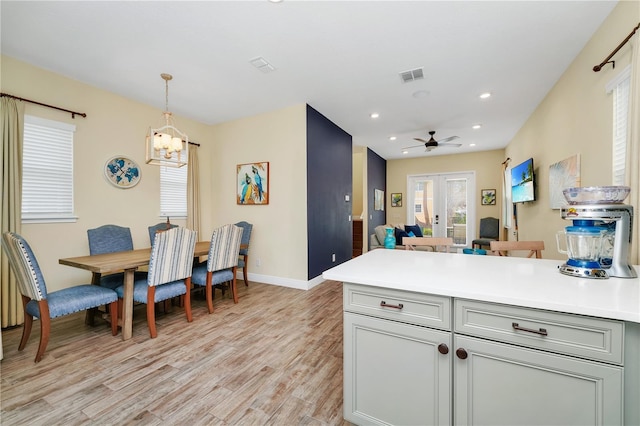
[370,224,433,250]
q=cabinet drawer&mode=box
[455,299,624,365]
[344,283,451,331]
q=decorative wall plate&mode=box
[104,156,141,188]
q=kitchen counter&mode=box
[323,249,640,323]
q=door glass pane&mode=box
[446,178,467,245]
[413,180,434,236]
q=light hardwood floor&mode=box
[1,280,353,425]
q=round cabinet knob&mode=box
[438,343,449,355]
[456,348,468,360]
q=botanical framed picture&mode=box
[237,162,269,205]
[104,155,141,189]
[481,189,496,205]
[391,193,402,207]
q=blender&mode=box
[557,220,607,279]
[559,186,636,279]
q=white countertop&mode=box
[323,249,640,323]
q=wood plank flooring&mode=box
[1,280,353,425]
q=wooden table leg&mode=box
[122,268,135,340]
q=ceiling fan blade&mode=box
[438,135,460,144]
[402,144,424,150]
[440,142,462,148]
[413,137,428,143]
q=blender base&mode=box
[559,263,608,279]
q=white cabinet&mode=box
[343,283,637,426]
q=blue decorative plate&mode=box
[104,156,141,188]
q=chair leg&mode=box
[108,301,118,336]
[18,295,33,351]
[205,272,214,314]
[34,300,51,363]
[184,278,193,322]
[243,255,249,286]
[147,287,158,338]
[231,267,239,304]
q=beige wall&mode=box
[505,0,639,260]
[386,149,505,235]
[2,55,309,291]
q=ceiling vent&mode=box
[399,67,424,83]
[250,56,276,73]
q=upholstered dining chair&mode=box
[472,217,500,249]
[234,221,253,286]
[113,227,197,338]
[2,232,119,362]
[87,224,138,290]
[192,224,243,313]
[490,240,545,259]
[148,220,178,246]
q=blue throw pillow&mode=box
[395,227,409,245]
[405,225,423,237]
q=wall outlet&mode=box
[256,258,261,267]
[332,253,336,262]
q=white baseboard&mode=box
[236,271,327,291]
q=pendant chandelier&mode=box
[146,73,188,167]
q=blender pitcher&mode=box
[556,220,606,270]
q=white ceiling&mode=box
[1,1,617,160]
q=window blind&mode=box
[607,65,630,186]
[22,115,76,222]
[160,165,187,217]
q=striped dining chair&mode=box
[2,232,119,362]
[114,227,197,338]
[192,224,243,313]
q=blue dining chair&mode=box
[114,227,197,338]
[192,224,243,313]
[2,232,119,362]
[148,221,178,246]
[234,221,253,286]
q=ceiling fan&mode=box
[403,130,462,152]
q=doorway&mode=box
[406,172,476,247]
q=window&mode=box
[160,165,187,218]
[22,115,76,223]
[607,65,630,186]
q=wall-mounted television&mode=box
[511,157,535,203]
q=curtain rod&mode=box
[593,22,640,72]
[0,92,87,118]
[188,141,200,147]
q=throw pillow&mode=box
[395,227,409,246]
[405,224,423,237]
[374,225,388,246]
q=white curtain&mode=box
[186,144,201,240]
[625,33,639,264]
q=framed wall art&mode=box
[481,189,496,205]
[549,154,580,209]
[104,155,141,188]
[391,193,402,207]
[237,162,269,205]
[374,189,384,211]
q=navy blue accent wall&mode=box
[306,105,352,280]
[367,148,386,250]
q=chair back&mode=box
[87,224,134,255]
[490,240,545,258]
[478,217,500,239]
[147,227,197,287]
[148,222,179,246]
[2,232,48,301]
[234,221,253,256]
[208,224,244,272]
[403,237,454,253]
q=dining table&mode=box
[59,240,210,340]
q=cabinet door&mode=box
[454,335,623,426]
[344,312,452,426]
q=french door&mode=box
[407,172,475,247]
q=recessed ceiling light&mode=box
[370,113,379,119]
[469,143,477,147]
[472,124,482,129]
[402,150,409,154]
[389,136,397,141]
[479,92,491,99]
